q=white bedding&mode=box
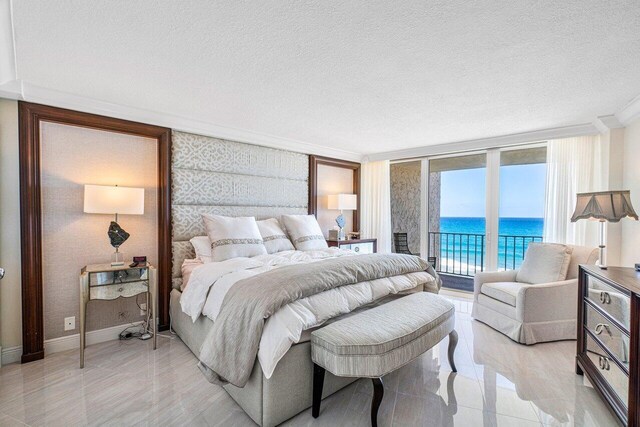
[180,248,435,378]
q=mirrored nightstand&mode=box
[79,263,157,368]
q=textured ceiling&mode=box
[9,0,640,155]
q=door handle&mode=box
[0,268,4,280]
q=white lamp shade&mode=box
[84,185,145,215]
[327,194,357,211]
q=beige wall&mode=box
[0,99,22,351]
[40,122,158,339]
[316,164,355,237]
[621,117,640,267]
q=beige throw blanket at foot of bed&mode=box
[197,253,433,387]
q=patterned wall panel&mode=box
[172,205,308,241]
[171,131,310,286]
[172,131,308,180]
[173,169,308,207]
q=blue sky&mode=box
[440,164,547,218]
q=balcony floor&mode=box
[439,273,474,293]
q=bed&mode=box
[169,131,440,426]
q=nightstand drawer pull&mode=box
[595,323,611,336]
[354,246,360,252]
[600,291,611,304]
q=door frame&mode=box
[418,142,548,275]
[18,102,172,363]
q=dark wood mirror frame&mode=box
[18,102,172,363]
[308,155,361,232]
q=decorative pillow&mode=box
[280,214,328,251]
[257,218,294,254]
[190,236,213,263]
[201,214,267,261]
[516,243,573,284]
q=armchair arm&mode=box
[473,270,518,300]
[516,279,578,323]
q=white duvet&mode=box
[180,248,434,378]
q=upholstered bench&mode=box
[310,292,457,426]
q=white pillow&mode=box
[257,218,294,254]
[190,236,213,263]
[516,243,573,284]
[280,215,328,251]
[201,214,267,261]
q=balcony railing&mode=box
[427,232,542,277]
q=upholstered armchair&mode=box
[471,244,598,344]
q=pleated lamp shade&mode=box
[570,190,638,223]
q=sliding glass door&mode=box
[498,147,547,270]
[427,154,487,285]
[424,146,547,290]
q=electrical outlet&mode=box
[140,303,147,316]
[64,316,75,331]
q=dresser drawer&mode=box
[90,281,148,300]
[343,242,374,254]
[586,276,630,331]
[585,302,630,368]
[585,333,629,408]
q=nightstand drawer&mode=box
[586,276,630,331]
[89,267,148,286]
[90,281,148,300]
[348,242,374,254]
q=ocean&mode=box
[433,217,544,273]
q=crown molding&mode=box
[616,93,640,126]
[593,115,624,134]
[364,123,599,162]
[0,78,21,99]
[0,80,363,162]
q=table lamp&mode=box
[84,184,145,266]
[327,193,357,240]
[571,190,638,269]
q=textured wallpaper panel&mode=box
[173,168,307,207]
[172,131,308,180]
[40,122,158,340]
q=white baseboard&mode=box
[1,345,22,365]
[1,321,144,366]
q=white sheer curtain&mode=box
[543,135,603,245]
[361,160,392,253]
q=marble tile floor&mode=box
[0,297,619,426]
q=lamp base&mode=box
[111,250,125,267]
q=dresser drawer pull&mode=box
[354,246,360,252]
[598,356,611,371]
[118,287,124,292]
[599,291,611,304]
[594,323,611,336]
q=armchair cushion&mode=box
[516,243,573,284]
[481,282,523,307]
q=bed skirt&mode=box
[170,289,357,426]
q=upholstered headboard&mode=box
[171,131,309,290]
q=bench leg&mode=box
[312,363,325,418]
[371,377,384,427]
[448,330,458,372]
